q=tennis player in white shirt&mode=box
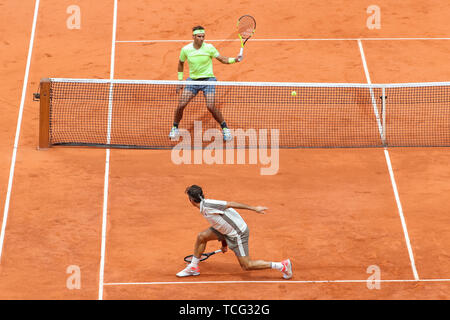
[177,185,293,279]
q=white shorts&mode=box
[210,227,249,257]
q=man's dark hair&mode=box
[185,185,204,203]
[192,25,205,33]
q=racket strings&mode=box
[238,17,255,38]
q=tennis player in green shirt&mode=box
[169,26,242,141]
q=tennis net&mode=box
[38,78,450,149]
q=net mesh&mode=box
[45,79,450,149]
[384,85,450,146]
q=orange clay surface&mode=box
[0,0,449,299]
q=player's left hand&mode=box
[236,55,242,63]
[254,206,268,214]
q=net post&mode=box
[381,86,386,147]
[38,78,51,149]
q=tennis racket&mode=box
[184,249,222,263]
[237,15,256,61]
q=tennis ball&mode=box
[291,90,297,97]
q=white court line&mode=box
[116,37,450,43]
[357,40,384,142]
[0,0,40,263]
[98,0,118,301]
[357,39,419,281]
[103,278,450,286]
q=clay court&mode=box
[0,0,450,300]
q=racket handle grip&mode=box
[238,47,244,61]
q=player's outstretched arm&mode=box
[215,55,241,64]
[226,201,267,214]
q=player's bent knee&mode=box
[241,265,251,271]
[239,259,251,271]
[197,232,208,243]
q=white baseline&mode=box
[104,278,450,286]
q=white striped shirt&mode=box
[199,199,247,237]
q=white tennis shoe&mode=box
[281,259,293,279]
[176,265,200,277]
[169,126,179,140]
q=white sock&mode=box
[271,262,284,271]
[190,256,200,267]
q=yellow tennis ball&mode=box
[291,90,297,97]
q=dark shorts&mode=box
[210,226,250,257]
[185,77,217,96]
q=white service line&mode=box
[103,278,450,286]
[98,0,118,301]
[116,37,450,43]
[357,39,419,281]
[0,0,40,263]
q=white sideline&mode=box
[357,40,419,281]
[357,40,384,140]
[98,0,117,301]
[0,0,40,263]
